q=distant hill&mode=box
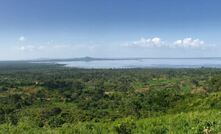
[31,57,221,62]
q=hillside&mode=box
[0,63,221,133]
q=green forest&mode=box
[1,62,221,133]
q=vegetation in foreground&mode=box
[1,62,221,133]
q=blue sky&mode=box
[0,0,221,60]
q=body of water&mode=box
[53,58,221,69]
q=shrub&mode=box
[150,126,168,134]
[48,116,65,128]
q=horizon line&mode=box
[1,56,221,62]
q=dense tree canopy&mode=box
[1,62,221,133]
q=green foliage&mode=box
[0,62,221,133]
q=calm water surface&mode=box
[55,59,221,69]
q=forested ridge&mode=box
[1,62,221,133]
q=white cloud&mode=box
[174,40,182,45]
[132,37,164,47]
[174,38,205,48]
[127,37,212,49]
[19,36,26,41]
[3,37,216,60]
[151,37,161,45]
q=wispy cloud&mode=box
[18,45,45,51]
[14,42,105,59]
[19,36,26,41]
[17,43,97,52]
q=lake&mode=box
[53,58,221,69]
